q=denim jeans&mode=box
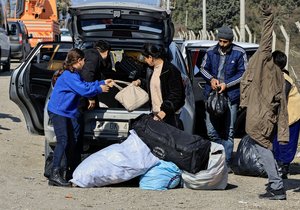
[254,142,283,190]
[205,101,238,164]
[48,111,81,171]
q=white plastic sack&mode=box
[182,142,228,190]
[70,130,160,187]
[139,160,182,191]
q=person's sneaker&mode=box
[259,188,286,200]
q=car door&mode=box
[9,42,74,134]
[185,45,213,137]
[21,22,32,57]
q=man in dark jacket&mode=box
[200,25,247,170]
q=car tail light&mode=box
[19,33,22,44]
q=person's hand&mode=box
[87,99,96,110]
[218,83,227,93]
[210,78,219,90]
[105,79,114,88]
[153,111,166,121]
[132,79,141,86]
[100,84,110,93]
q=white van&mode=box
[0,0,11,71]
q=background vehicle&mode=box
[8,19,32,60]
[183,40,259,137]
[11,0,60,48]
[10,2,194,158]
[0,0,11,72]
[60,28,72,42]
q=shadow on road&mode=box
[0,113,21,123]
[0,70,12,76]
[284,178,300,191]
[0,113,21,131]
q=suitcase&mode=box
[132,114,211,174]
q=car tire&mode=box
[2,54,11,71]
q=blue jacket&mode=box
[48,70,104,118]
[200,43,247,103]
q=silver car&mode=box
[9,2,195,158]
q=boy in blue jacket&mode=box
[47,48,113,187]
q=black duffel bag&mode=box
[132,114,211,174]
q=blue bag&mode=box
[139,160,182,190]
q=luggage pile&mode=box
[70,114,228,190]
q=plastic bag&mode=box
[182,142,228,190]
[139,160,182,190]
[70,130,159,187]
[206,90,228,116]
[232,135,267,177]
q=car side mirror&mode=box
[28,34,33,39]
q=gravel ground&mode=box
[1,61,300,210]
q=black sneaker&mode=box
[259,188,286,200]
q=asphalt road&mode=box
[1,60,300,209]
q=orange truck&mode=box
[12,0,60,48]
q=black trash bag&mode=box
[44,152,67,178]
[44,152,53,178]
[232,135,267,177]
[206,89,228,117]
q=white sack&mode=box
[70,130,159,187]
[182,142,228,190]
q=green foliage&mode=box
[172,0,300,41]
[57,0,71,18]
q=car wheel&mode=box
[2,54,11,71]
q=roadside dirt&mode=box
[1,63,300,209]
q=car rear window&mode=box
[188,47,258,76]
[80,18,163,33]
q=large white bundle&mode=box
[182,142,228,190]
[71,130,159,187]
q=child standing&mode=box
[47,48,113,186]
